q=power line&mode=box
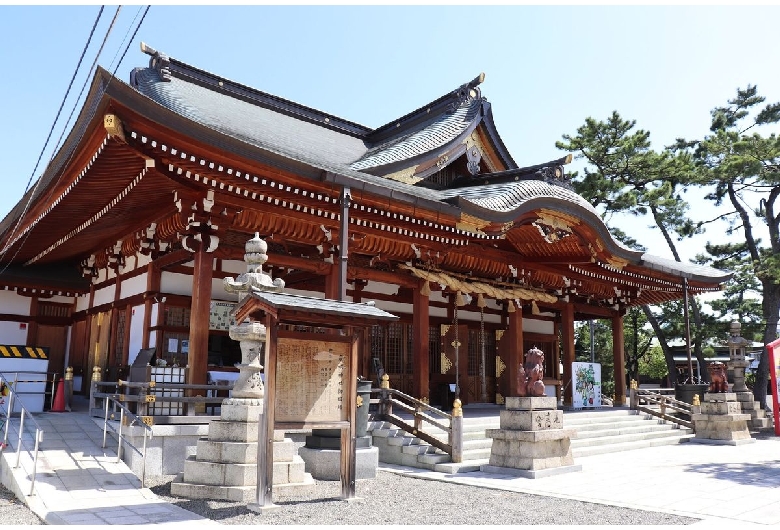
[0,6,151,275]
[0,6,105,266]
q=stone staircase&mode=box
[369,407,694,472]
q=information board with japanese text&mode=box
[274,337,350,423]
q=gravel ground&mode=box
[148,471,700,526]
[0,484,44,525]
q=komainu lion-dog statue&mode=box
[517,346,546,397]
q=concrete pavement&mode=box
[1,395,779,525]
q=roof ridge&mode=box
[138,42,372,138]
[365,73,487,144]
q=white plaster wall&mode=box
[46,295,76,304]
[0,291,31,314]
[92,284,115,307]
[0,322,28,345]
[221,258,245,276]
[524,318,554,335]
[161,271,194,298]
[136,253,153,269]
[128,304,145,364]
[121,273,148,299]
[75,294,90,312]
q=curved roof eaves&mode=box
[132,68,369,171]
[350,97,482,171]
[639,254,732,283]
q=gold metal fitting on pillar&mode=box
[452,398,463,417]
[65,367,73,381]
[380,374,390,389]
[630,379,638,390]
[692,394,700,407]
[92,366,102,382]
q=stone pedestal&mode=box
[298,435,378,480]
[728,360,772,430]
[171,399,314,502]
[691,392,754,446]
[480,396,581,478]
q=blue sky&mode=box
[1,4,779,265]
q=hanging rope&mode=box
[478,294,487,402]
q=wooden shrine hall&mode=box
[0,43,730,408]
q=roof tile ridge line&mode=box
[140,44,372,137]
[367,73,487,143]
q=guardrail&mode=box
[99,395,154,487]
[370,375,463,463]
[0,374,44,497]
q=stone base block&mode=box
[208,420,258,442]
[298,446,379,480]
[689,437,756,446]
[171,473,315,503]
[703,392,736,402]
[499,409,563,431]
[505,396,557,411]
[220,402,263,422]
[480,463,581,479]
[700,401,743,415]
[486,428,576,443]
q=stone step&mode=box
[170,472,315,503]
[182,455,308,486]
[572,433,693,458]
[433,459,489,474]
[571,426,692,449]
[572,422,681,440]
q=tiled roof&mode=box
[351,97,482,171]
[244,288,399,321]
[131,68,369,171]
[639,254,731,282]
[439,179,599,217]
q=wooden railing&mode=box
[371,375,463,463]
[629,386,694,431]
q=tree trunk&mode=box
[756,281,780,408]
[642,306,678,385]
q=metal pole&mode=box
[589,320,595,363]
[683,278,694,382]
[338,187,351,302]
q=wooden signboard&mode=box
[275,335,350,423]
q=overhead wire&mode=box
[0,6,152,276]
[0,6,105,267]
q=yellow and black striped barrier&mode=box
[0,346,49,359]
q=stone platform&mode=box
[480,396,581,479]
[691,392,754,446]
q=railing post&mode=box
[629,379,638,409]
[90,366,102,413]
[30,429,42,496]
[117,407,124,463]
[451,398,463,463]
[64,367,73,412]
[380,374,391,417]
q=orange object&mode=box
[51,378,66,412]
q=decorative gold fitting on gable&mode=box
[456,214,489,235]
[103,114,126,142]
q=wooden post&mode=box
[612,314,626,406]
[561,303,575,407]
[450,398,463,463]
[340,333,359,500]
[507,307,523,396]
[188,246,213,387]
[412,281,430,401]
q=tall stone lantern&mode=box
[223,233,285,404]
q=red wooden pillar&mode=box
[507,306,523,396]
[412,280,430,401]
[324,263,339,300]
[612,314,626,406]
[188,247,213,386]
[561,303,575,407]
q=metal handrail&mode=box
[0,374,44,497]
[101,396,154,487]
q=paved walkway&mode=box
[1,397,779,525]
[0,397,218,526]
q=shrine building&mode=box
[0,43,730,408]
